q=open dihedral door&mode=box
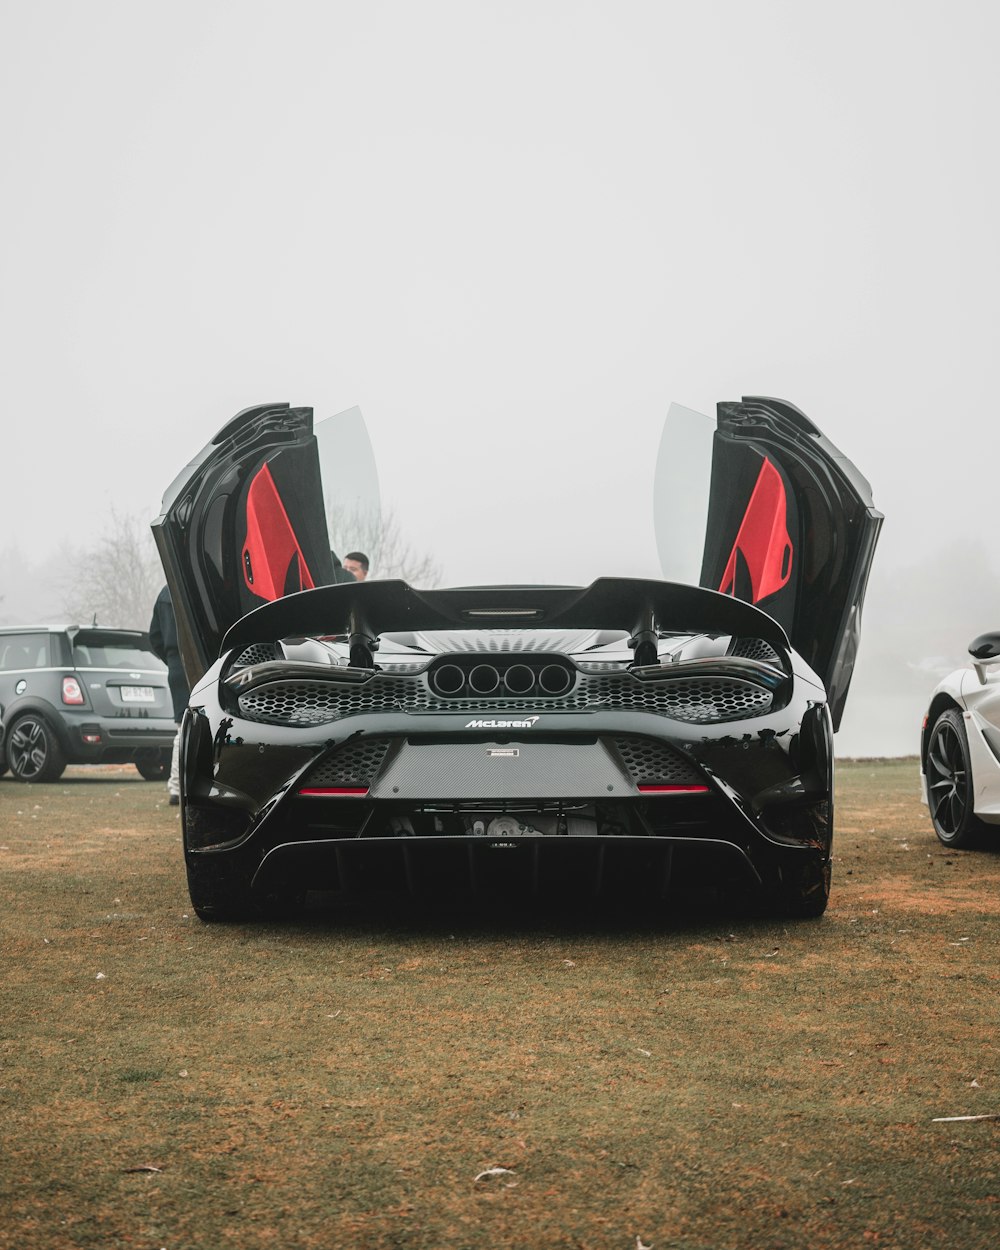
[655,396,882,730]
[152,403,380,686]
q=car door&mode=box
[654,396,882,730]
[152,403,380,685]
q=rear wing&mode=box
[220,577,791,669]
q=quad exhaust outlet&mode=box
[428,659,574,699]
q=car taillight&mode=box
[62,676,85,705]
[637,784,710,794]
[298,787,370,797]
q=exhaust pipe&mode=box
[431,664,465,696]
[503,664,535,695]
[469,664,501,694]
[538,664,572,695]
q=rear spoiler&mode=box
[69,627,153,649]
[220,577,790,668]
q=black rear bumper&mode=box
[180,692,833,912]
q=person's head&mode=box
[342,551,369,581]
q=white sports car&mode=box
[921,633,1000,846]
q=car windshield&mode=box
[72,631,165,670]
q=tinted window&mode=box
[73,643,165,670]
[0,633,50,670]
[71,630,165,671]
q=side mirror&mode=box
[970,632,1000,660]
[969,631,1000,684]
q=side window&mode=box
[0,633,50,670]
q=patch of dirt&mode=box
[850,875,1000,914]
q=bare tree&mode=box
[57,500,441,634]
[62,510,163,630]
[328,503,442,587]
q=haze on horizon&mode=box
[2,0,997,758]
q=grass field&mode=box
[1,760,999,1250]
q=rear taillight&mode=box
[62,676,85,705]
[298,787,370,797]
[637,784,710,794]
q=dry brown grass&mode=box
[1,760,999,1249]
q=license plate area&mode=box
[120,686,156,703]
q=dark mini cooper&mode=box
[154,397,881,922]
[0,626,176,782]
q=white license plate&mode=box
[120,686,156,703]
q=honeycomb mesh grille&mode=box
[232,642,279,668]
[611,737,705,785]
[237,670,773,727]
[584,676,771,721]
[306,738,392,787]
[730,637,781,665]
[239,678,419,727]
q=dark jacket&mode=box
[149,586,190,721]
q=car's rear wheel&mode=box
[135,750,171,781]
[926,708,989,847]
[765,855,831,919]
[6,714,66,783]
[185,865,302,922]
[183,802,306,921]
[185,857,260,922]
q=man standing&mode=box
[148,585,190,806]
[342,551,369,581]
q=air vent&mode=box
[305,738,392,787]
[729,637,781,666]
[231,642,279,668]
[611,737,706,786]
[236,670,774,727]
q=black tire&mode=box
[184,805,260,921]
[6,714,66,783]
[925,708,990,847]
[0,759,8,777]
[765,855,831,919]
[185,857,261,922]
[135,750,171,782]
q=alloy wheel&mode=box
[926,712,975,843]
[8,716,53,781]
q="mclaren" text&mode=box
[465,716,540,730]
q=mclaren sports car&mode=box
[921,632,1000,847]
[153,397,881,921]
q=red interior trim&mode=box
[242,462,316,600]
[718,457,792,604]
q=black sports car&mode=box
[153,397,881,921]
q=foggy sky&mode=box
[2,1,998,757]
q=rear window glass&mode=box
[71,631,165,671]
[0,633,50,670]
